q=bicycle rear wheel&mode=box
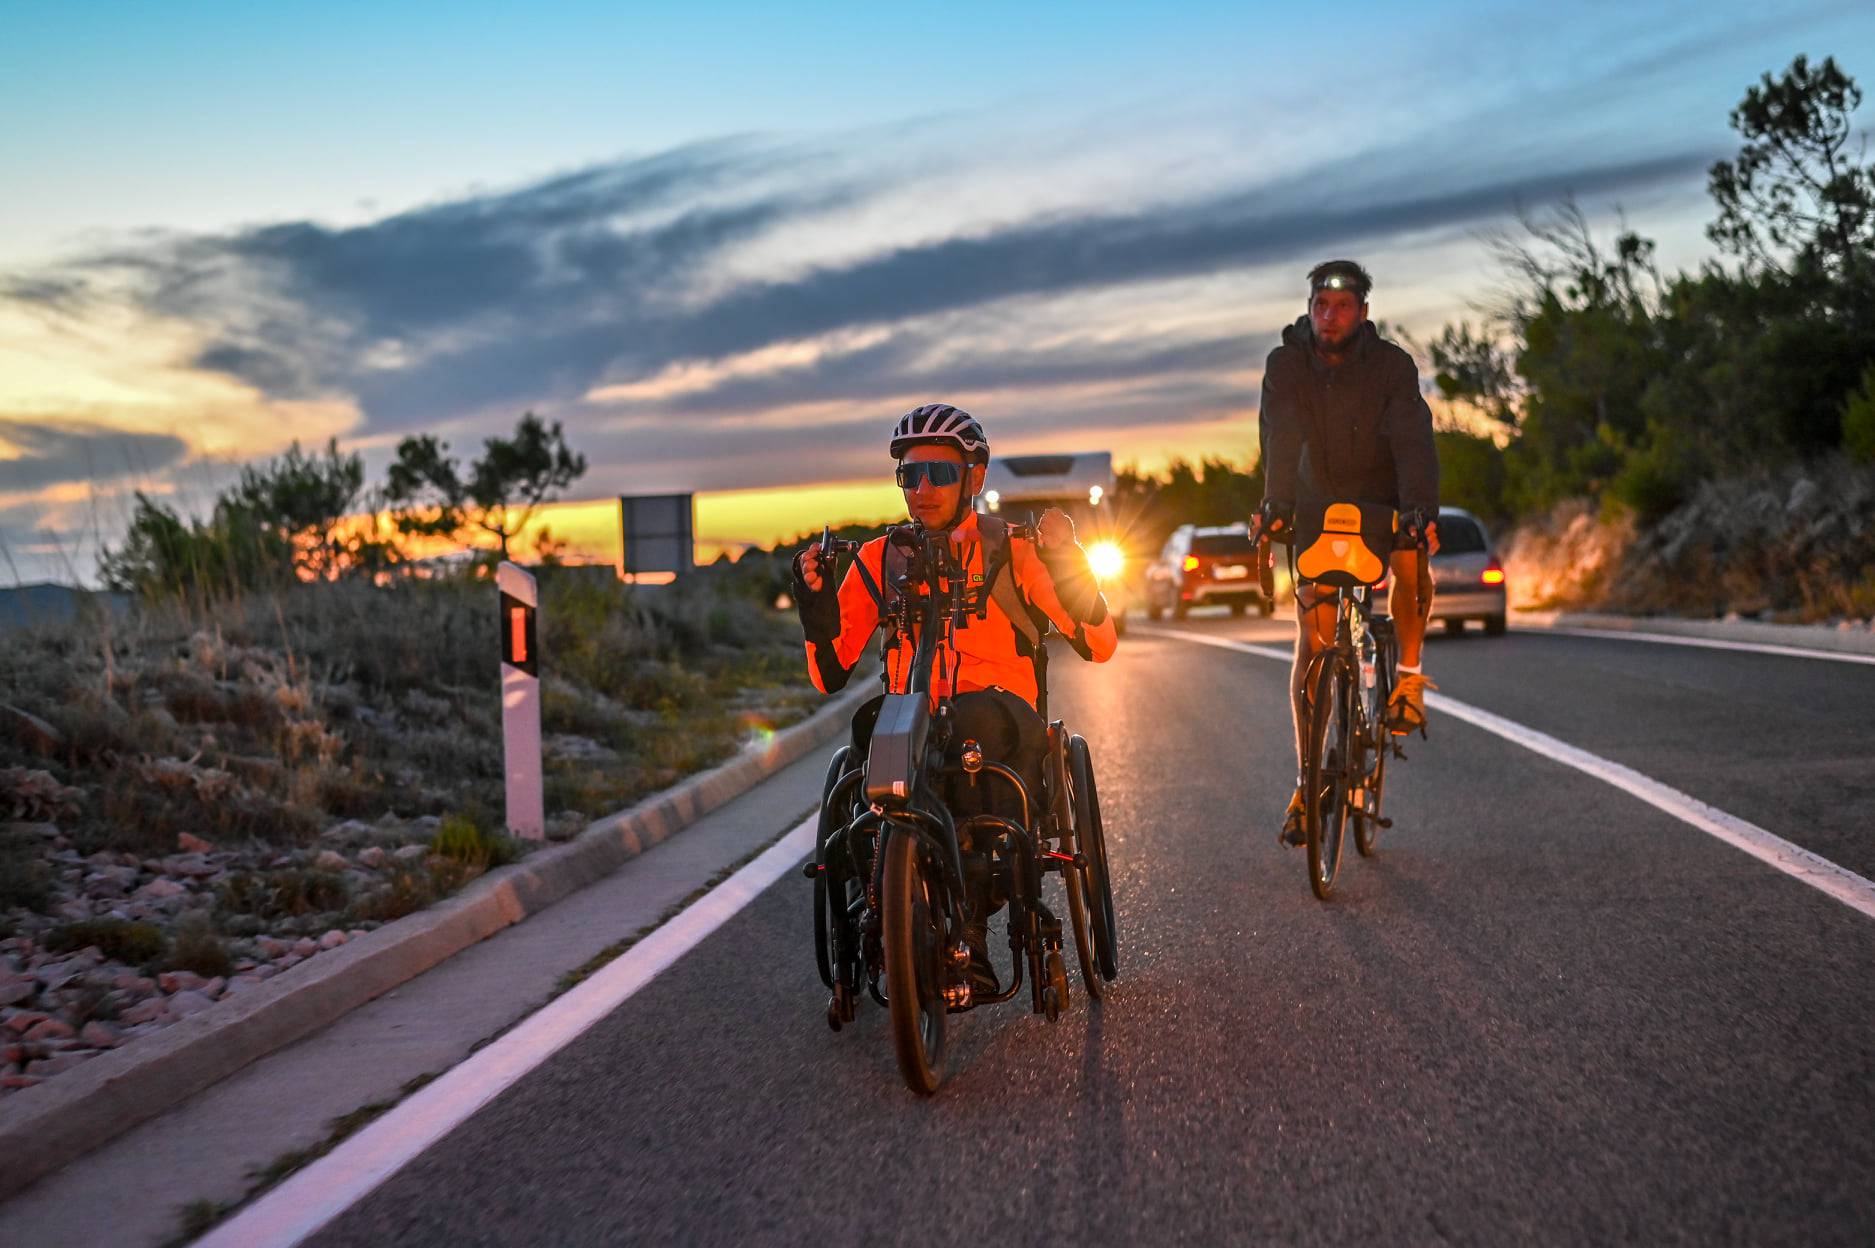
[1353,730,1388,858]
[1304,653,1353,900]
[883,827,948,1094]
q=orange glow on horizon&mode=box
[327,421,1258,571]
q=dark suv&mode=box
[1145,523,1268,619]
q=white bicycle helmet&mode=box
[889,403,990,464]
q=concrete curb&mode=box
[1542,610,1875,657]
[0,682,869,1203]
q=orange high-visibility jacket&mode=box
[802,513,1117,708]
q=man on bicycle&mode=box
[792,403,1119,983]
[1250,260,1440,848]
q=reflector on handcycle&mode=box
[1294,501,1396,588]
[865,692,931,804]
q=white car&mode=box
[1428,507,1507,635]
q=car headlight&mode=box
[1087,541,1125,581]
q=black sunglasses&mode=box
[895,461,965,489]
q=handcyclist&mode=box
[1250,260,1441,849]
[792,403,1118,987]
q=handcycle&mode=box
[804,523,1120,1094]
[1261,502,1424,900]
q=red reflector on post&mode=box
[511,607,529,663]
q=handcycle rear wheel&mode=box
[883,828,948,1095]
[1068,735,1119,984]
[1045,727,1099,1000]
[1304,653,1353,900]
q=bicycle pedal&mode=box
[1378,818,1393,829]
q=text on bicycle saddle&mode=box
[1296,502,1396,587]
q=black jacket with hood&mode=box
[1258,316,1439,516]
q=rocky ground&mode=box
[0,565,813,1103]
[1499,453,1875,629]
[0,806,594,1096]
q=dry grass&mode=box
[0,559,814,949]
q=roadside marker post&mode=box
[498,561,545,840]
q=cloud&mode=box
[6,121,1716,446]
[603,326,1254,420]
[0,94,1730,574]
[0,420,190,491]
[8,135,862,425]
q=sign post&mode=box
[497,561,544,840]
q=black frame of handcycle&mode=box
[812,523,1077,1019]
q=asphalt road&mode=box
[305,615,1875,1247]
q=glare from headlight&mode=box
[1088,485,1105,505]
[984,490,1000,511]
[1087,541,1125,580]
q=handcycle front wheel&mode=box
[811,747,852,989]
[1068,734,1119,984]
[882,827,948,1095]
[1304,652,1353,900]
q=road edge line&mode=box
[0,681,869,1206]
[1143,625,1875,921]
[195,815,819,1248]
[1538,626,1875,666]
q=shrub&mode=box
[217,868,350,921]
[431,812,525,870]
[166,911,233,978]
[346,867,436,924]
[45,919,167,964]
[0,840,51,911]
[0,815,60,910]
[1845,362,1875,465]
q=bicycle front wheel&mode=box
[1304,653,1353,900]
[1355,622,1398,857]
[883,828,948,1094]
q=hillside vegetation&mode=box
[0,410,817,1094]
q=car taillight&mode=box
[1481,561,1505,585]
[1182,555,1200,572]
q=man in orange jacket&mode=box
[792,403,1118,987]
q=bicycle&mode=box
[1262,502,1422,900]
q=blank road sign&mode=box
[619,493,694,575]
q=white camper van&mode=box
[977,451,1132,633]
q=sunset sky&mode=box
[4,2,1871,581]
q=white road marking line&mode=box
[198,815,819,1248]
[1540,627,1875,667]
[1146,626,1875,921]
